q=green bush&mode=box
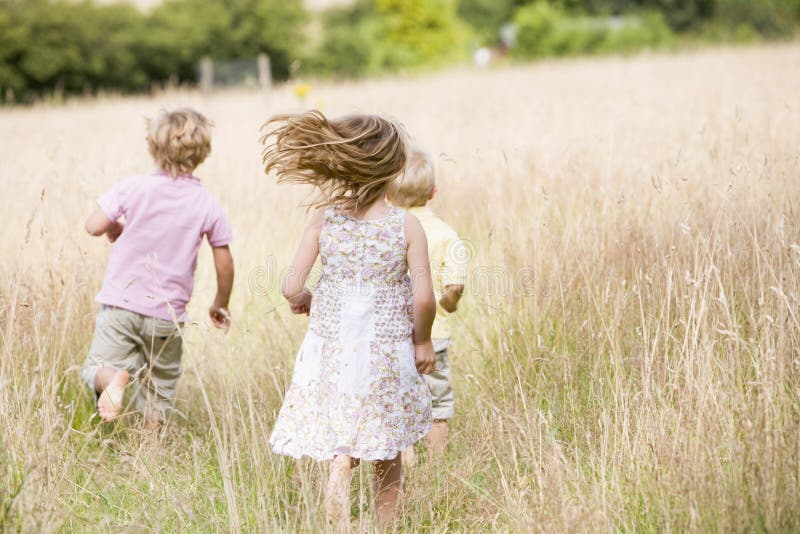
[372,0,472,68]
[642,0,715,31]
[561,0,795,35]
[307,0,471,78]
[597,12,673,52]
[458,0,516,44]
[470,0,797,40]
[512,2,673,59]
[0,4,31,99]
[143,0,306,83]
[0,0,306,102]
[512,2,562,58]
[0,0,150,100]
[714,0,797,38]
[305,6,376,78]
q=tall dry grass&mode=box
[1,44,799,531]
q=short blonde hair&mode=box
[387,147,435,208]
[261,110,407,215]
[147,108,212,176]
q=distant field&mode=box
[1,44,799,530]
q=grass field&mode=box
[1,44,799,531]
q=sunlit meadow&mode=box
[1,44,799,531]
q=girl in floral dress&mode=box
[261,111,437,527]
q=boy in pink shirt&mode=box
[81,108,234,431]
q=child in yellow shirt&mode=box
[388,147,467,462]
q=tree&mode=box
[458,0,516,44]
[714,0,797,37]
[309,0,470,78]
[0,0,149,99]
[0,0,307,101]
[145,0,306,82]
[0,1,29,99]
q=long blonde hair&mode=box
[260,110,407,214]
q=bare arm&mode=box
[440,284,464,313]
[282,211,323,314]
[406,213,436,374]
[209,245,234,330]
[85,206,123,242]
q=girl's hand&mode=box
[290,302,310,315]
[288,291,312,315]
[414,340,436,375]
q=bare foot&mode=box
[97,370,129,422]
[325,455,352,525]
[424,420,449,454]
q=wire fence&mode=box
[197,54,272,93]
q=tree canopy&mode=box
[0,0,797,102]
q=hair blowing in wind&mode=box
[260,110,407,214]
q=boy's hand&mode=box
[106,222,124,243]
[414,340,436,375]
[209,306,231,332]
[439,296,457,313]
[440,284,464,313]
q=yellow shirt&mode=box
[407,206,467,342]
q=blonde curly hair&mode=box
[387,146,435,208]
[260,110,407,215]
[147,108,212,176]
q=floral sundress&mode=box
[269,206,432,461]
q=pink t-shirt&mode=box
[95,172,232,321]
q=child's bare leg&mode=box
[373,455,403,528]
[402,445,416,469]
[325,455,358,524]
[95,367,130,422]
[423,420,449,454]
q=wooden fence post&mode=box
[200,57,214,94]
[258,54,272,92]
